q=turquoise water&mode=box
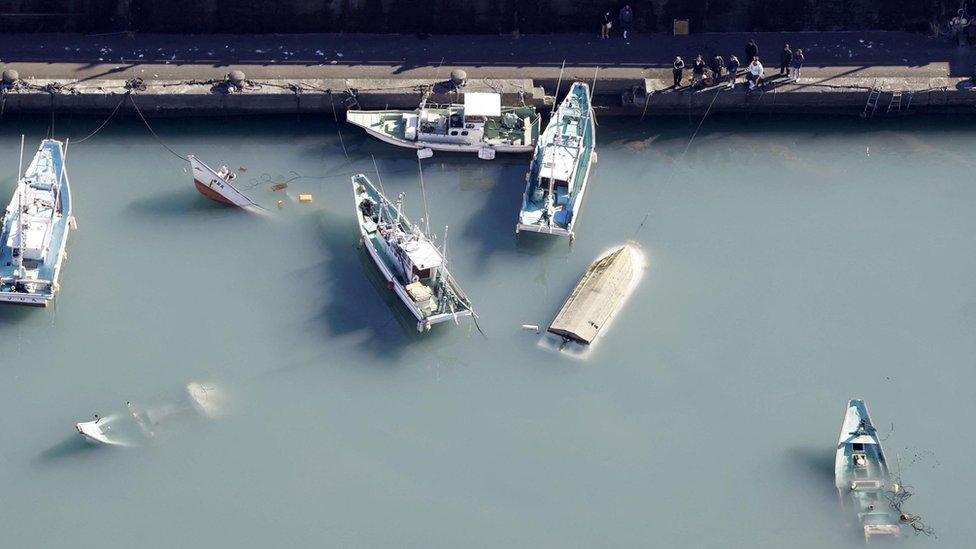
[0,113,971,547]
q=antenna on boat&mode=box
[589,67,600,127]
[416,156,431,235]
[55,139,69,212]
[17,134,24,182]
[370,154,385,195]
[442,225,449,260]
[551,60,566,116]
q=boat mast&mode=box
[13,135,24,274]
[551,60,566,116]
[416,156,431,235]
[55,138,69,212]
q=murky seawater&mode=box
[0,112,970,547]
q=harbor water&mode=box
[1,112,973,547]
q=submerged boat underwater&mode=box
[352,174,475,332]
[76,383,225,447]
[516,82,596,239]
[834,399,903,542]
[188,155,261,210]
[0,139,73,306]
[346,92,540,158]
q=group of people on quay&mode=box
[671,39,805,92]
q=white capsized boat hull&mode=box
[188,155,262,210]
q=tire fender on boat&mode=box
[387,280,394,290]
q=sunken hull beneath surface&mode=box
[834,399,903,542]
[0,139,73,307]
[345,93,540,155]
[352,174,474,332]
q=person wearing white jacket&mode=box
[747,57,765,91]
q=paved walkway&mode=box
[1,31,971,86]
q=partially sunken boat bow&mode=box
[188,155,261,210]
[345,92,540,157]
[517,81,596,239]
[834,399,903,542]
[548,242,643,346]
[0,138,73,306]
[352,174,474,332]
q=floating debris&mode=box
[270,182,289,192]
[298,193,313,203]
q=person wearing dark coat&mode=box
[709,55,725,84]
[727,54,740,89]
[780,44,793,75]
[692,55,706,88]
[745,39,758,66]
[672,56,685,88]
[619,5,634,40]
[600,10,612,39]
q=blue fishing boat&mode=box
[516,82,596,239]
[352,174,474,332]
[0,138,73,306]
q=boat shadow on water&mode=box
[126,187,246,220]
[307,214,446,359]
[34,435,102,465]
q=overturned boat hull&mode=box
[548,242,643,345]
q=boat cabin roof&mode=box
[463,92,501,117]
[541,145,578,183]
[402,238,442,271]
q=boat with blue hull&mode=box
[0,138,73,306]
[516,82,596,239]
[352,174,474,332]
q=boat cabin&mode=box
[400,238,442,282]
[417,92,501,144]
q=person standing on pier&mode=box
[727,54,740,89]
[745,39,759,66]
[692,55,706,88]
[672,56,685,88]
[619,5,633,41]
[791,48,805,80]
[601,10,612,39]
[747,56,764,91]
[780,44,793,76]
[710,54,725,85]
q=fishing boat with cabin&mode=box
[516,81,596,239]
[0,138,73,306]
[352,173,474,332]
[834,399,903,542]
[187,155,261,210]
[345,92,540,159]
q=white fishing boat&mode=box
[834,399,902,542]
[352,173,474,332]
[516,82,596,239]
[346,92,540,158]
[187,155,261,209]
[0,138,73,306]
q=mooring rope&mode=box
[128,93,188,162]
[329,90,350,161]
[73,92,129,144]
[634,84,722,237]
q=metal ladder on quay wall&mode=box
[861,87,881,118]
[887,90,902,114]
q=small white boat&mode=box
[187,155,261,209]
[346,92,540,157]
[834,399,902,542]
[0,138,73,306]
[516,82,596,239]
[353,173,475,332]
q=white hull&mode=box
[360,126,534,154]
[188,155,262,210]
[359,224,472,329]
